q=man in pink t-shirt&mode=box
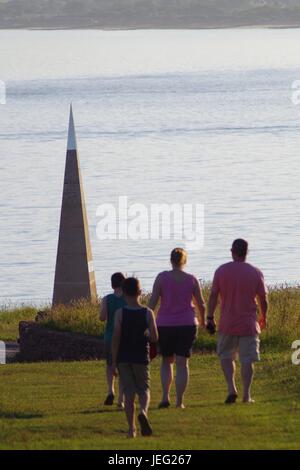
[207,239,268,404]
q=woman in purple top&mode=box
[149,248,206,409]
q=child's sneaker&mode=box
[138,412,153,436]
[104,393,115,406]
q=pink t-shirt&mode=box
[212,261,267,336]
[156,271,198,327]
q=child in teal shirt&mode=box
[100,272,126,407]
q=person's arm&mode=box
[193,278,206,327]
[111,308,122,373]
[100,296,108,321]
[207,271,220,329]
[208,291,218,319]
[257,272,269,329]
[147,308,159,343]
[148,274,161,311]
[258,295,268,329]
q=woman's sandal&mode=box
[224,393,238,404]
[158,400,171,409]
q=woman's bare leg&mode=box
[160,356,174,403]
[175,355,189,408]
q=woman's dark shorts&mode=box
[158,325,197,358]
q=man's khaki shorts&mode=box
[118,363,150,396]
[217,333,260,363]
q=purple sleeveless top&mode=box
[156,271,198,327]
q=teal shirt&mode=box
[104,293,126,344]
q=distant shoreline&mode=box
[1,25,300,31]
[2,0,300,32]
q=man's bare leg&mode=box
[241,362,254,402]
[221,359,238,396]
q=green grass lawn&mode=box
[1,352,300,450]
[1,286,299,449]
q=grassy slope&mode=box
[0,353,300,450]
[0,286,299,449]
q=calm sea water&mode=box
[0,29,299,303]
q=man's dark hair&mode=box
[111,272,126,289]
[231,239,248,258]
[122,277,141,297]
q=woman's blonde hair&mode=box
[170,247,187,267]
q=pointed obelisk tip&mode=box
[67,103,77,151]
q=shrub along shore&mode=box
[1,284,299,353]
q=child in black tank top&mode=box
[111,277,158,439]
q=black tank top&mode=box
[118,307,150,365]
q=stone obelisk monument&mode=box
[52,105,97,305]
